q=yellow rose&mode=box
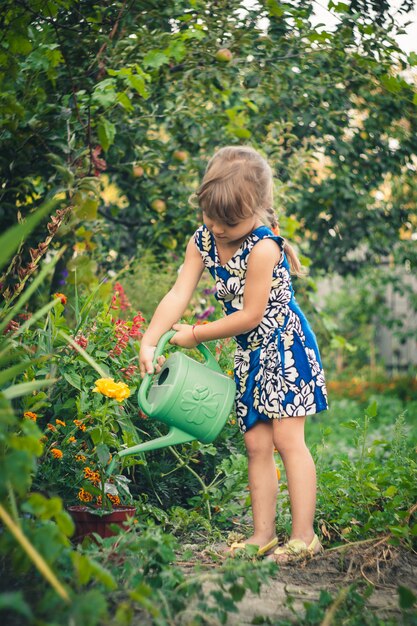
[93,377,130,402]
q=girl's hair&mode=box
[194,146,305,277]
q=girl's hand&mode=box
[170,323,198,348]
[139,345,166,378]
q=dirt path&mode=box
[180,539,417,624]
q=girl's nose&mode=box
[212,224,225,236]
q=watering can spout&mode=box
[118,426,195,457]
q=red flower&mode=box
[54,292,67,305]
[110,282,131,311]
[74,334,88,349]
[3,320,19,334]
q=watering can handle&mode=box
[139,329,223,415]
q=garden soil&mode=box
[178,538,417,624]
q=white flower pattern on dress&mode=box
[193,224,329,432]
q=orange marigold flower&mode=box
[84,467,101,486]
[75,453,86,463]
[51,448,63,459]
[68,436,76,443]
[47,423,57,432]
[24,411,37,421]
[73,419,86,431]
[54,292,67,305]
[107,494,121,506]
[55,419,66,427]
[77,488,93,503]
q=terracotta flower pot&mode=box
[68,505,136,542]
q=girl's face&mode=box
[203,212,261,246]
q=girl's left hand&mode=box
[170,323,197,348]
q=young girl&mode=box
[139,146,329,563]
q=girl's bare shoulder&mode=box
[248,236,281,265]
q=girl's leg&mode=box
[272,416,319,553]
[243,421,278,546]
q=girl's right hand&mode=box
[139,345,166,378]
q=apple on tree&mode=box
[215,48,233,63]
[151,199,167,213]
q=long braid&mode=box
[265,206,281,236]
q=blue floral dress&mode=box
[194,224,329,433]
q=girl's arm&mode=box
[139,236,204,376]
[172,238,280,346]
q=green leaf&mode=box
[116,92,133,111]
[0,393,14,425]
[0,360,37,388]
[63,371,82,391]
[128,74,149,98]
[3,379,57,400]
[228,583,245,601]
[329,1,350,12]
[398,585,417,609]
[69,589,108,623]
[96,443,111,466]
[143,50,169,69]
[1,450,35,496]
[87,559,117,590]
[56,510,75,537]
[407,52,417,66]
[9,35,32,55]
[244,543,260,556]
[0,592,32,619]
[97,118,116,152]
[74,197,99,220]
[165,40,186,62]
[181,28,206,41]
[266,0,285,17]
[365,401,378,418]
[232,127,251,139]
[389,525,409,537]
[380,74,403,94]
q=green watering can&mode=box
[112,330,236,464]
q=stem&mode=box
[0,504,70,602]
[166,444,212,520]
[7,482,20,524]
[320,586,351,626]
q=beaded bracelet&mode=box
[191,324,199,344]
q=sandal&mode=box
[269,533,323,563]
[229,536,278,557]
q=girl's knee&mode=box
[273,430,308,457]
[273,439,308,457]
[244,424,274,458]
[272,416,307,456]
